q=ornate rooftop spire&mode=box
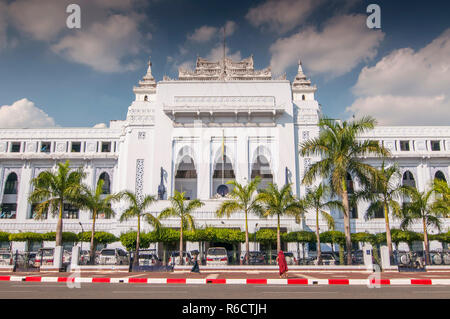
[178,55,271,81]
[292,59,314,90]
[133,57,156,94]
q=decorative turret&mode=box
[292,60,317,101]
[133,58,157,100]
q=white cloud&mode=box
[0,98,56,128]
[224,20,237,37]
[347,29,450,125]
[207,46,241,62]
[246,0,360,34]
[246,0,324,34]
[178,60,194,71]
[269,14,384,77]
[93,123,107,128]
[5,0,149,72]
[8,0,67,41]
[188,26,218,43]
[0,1,8,50]
[347,95,450,126]
[187,21,237,43]
[51,14,145,72]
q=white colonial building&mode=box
[0,55,448,254]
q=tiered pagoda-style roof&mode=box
[177,55,272,81]
[292,60,316,92]
[133,58,157,94]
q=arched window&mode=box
[174,155,197,199]
[402,171,416,188]
[346,173,354,194]
[251,155,273,190]
[434,171,447,183]
[4,173,18,195]
[144,95,148,101]
[302,95,305,100]
[98,172,110,194]
[213,147,235,197]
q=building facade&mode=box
[0,55,449,253]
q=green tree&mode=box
[300,116,390,264]
[216,177,264,264]
[159,190,204,265]
[303,184,340,264]
[400,186,449,265]
[258,183,305,252]
[28,161,85,250]
[432,179,450,214]
[74,179,120,264]
[361,162,403,261]
[119,191,160,266]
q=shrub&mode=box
[119,232,151,250]
[254,229,277,243]
[351,232,376,244]
[0,232,10,242]
[9,232,44,242]
[320,231,345,245]
[42,232,78,242]
[282,231,316,243]
[77,231,118,244]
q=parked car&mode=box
[241,251,265,265]
[97,248,128,265]
[316,252,339,265]
[444,250,450,265]
[138,249,160,266]
[283,252,297,265]
[79,250,91,265]
[34,248,71,266]
[206,247,228,265]
[168,251,192,265]
[0,250,13,265]
[344,250,364,265]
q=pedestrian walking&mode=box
[276,250,288,278]
[191,254,200,273]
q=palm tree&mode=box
[303,184,340,265]
[216,177,264,264]
[400,186,449,265]
[361,162,403,261]
[159,190,204,265]
[119,191,160,265]
[75,179,120,264]
[432,179,450,214]
[300,116,390,264]
[29,161,85,259]
[258,183,305,252]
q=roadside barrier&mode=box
[0,276,449,285]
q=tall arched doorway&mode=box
[212,147,235,197]
[1,172,18,219]
[251,155,273,190]
[174,155,198,200]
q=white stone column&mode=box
[380,245,390,269]
[71,245,80,268]
[363,243,373,268]
[17,163,32,221]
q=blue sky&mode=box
[0,0,449,128]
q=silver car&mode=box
[97,248,128,265]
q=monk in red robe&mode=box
[276,250,288,278]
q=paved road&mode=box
[0,282,449,299]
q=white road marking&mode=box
[206,274,219,279]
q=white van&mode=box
[206,247,228,265]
